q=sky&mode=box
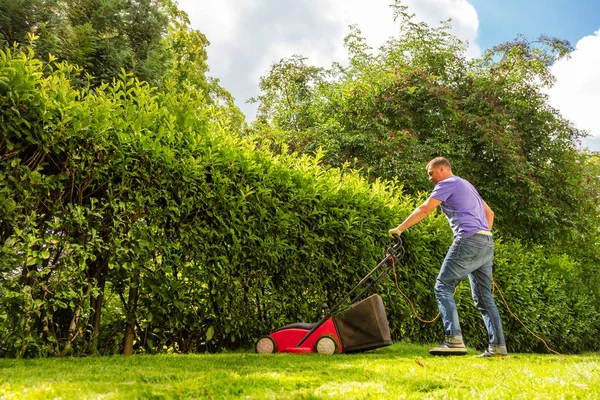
[176,0,600,151]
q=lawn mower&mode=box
[255,235,405,355]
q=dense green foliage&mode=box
[246,4,600,354]
[0,46,400,357]
[1,343,599,398]
[250,5,600,252]
[2,0,178,85]
[0,0,244,131]
[1,46,598,359]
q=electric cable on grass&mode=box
[388,253,561,355]
[491,278,561,355]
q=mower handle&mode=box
[296,234,406,347]
[387,234,405,263]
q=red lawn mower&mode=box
[255,235,405,355]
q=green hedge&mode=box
[1,48,598,357]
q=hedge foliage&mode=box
[1,48,598,358]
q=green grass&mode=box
[0,343,598,399]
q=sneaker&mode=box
[478,344,509,358]
[429,335,468,356]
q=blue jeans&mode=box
[434,233,505,346]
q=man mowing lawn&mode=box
[389,157,508,357]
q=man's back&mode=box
[430,176,489,238]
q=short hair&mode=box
[427,157,452,171]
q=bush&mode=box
[1,48,598,357]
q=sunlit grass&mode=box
[0,343,598,399]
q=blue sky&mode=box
[177,0,600,151]
[472,0,599,50]
[473,0,600,150]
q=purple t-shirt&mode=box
[429,176,489,239]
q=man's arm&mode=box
[389,197,442,235]
[483,200,494,230]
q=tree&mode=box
[249,2,599,250]
[2,0,183,85]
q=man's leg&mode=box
[468,238,508,357]
[429,240,472,355]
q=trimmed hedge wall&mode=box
[1,49,598,357]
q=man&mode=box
[388,157,507,357]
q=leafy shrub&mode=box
[1,47,598,358]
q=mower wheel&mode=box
[315,336,338,355]
[255,336,276,354]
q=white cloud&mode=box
[401,0,481,57]
[547,30,600,150]
[175,0,260,76]
[322,0,480,57]
[176,0,259,45]
[176,0,481,119]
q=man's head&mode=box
[426,157,453,184]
